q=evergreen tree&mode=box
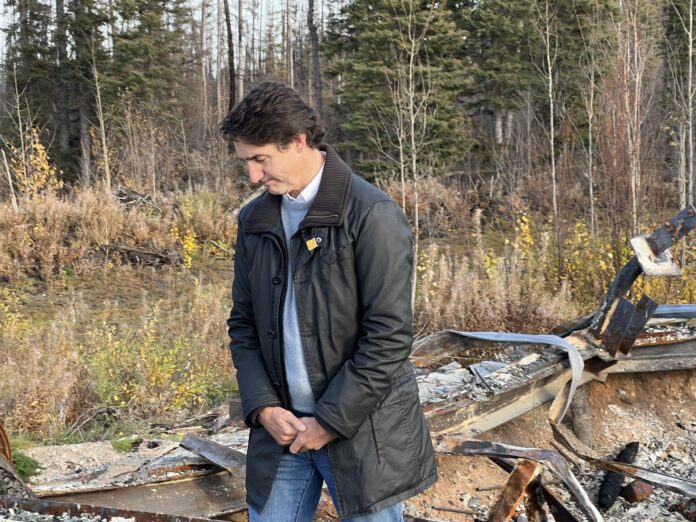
[3,0,57,142]
[107,0,189,110]
[450,0,541,141]
[324,0,468,179]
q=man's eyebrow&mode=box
[241,154,269,162]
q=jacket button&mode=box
[272,277,281,285]
[267,331,277,339]
[272,381,281,389]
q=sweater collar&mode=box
[244,144,352,234]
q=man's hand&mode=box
[257,406,307,446]
[289,417,337,454]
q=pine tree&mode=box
[324,0,468,179]
[3,0,57,145]
[450,0,541,144]
[107,0,189,111]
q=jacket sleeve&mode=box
[227,217,281,427]
[313,199,414,439]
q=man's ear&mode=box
[292,133,307,151]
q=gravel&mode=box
[0,505,134,522]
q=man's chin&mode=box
[264,186,285,196]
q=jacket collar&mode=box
[244,144,352,234]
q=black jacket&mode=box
[227,144,437,518]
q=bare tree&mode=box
[614,0,661,234]
[238,0,244,98]
[91,43,111,191]
[533,0,561,264]
[284,0,294,87]
[667,0,694,208]
[574,0,609,238]
[307,0,322,116]
[364,0,442,310]
[223,0,236,109]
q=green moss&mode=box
[110,435,143,452]
[11,449,40,481]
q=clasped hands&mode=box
[257,406,336,453]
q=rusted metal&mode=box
[44,471,247,519]
[0,425,10,463]
[436,437,603,522]
[602,295,657,356]
[180,434,246,475]
[0,495,216,521]
[423,328,696,438]
[488,459,542,522]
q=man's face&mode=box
[234,138,304,196]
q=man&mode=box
[221,82,436,522]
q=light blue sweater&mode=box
[280,167,324,413]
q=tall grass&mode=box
[0,187,239,284]
[0,280,236,438]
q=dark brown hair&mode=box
[219,82,325,148]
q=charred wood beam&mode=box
[488,459,543,522]
[597,442,640,510]
[525,472,549,522]
[490,458,579,522]
[551,421,696,498]
[436,438,603,522]
[180,434,246,474]
[602,295,657,356]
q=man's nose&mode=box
[248,163,263,184]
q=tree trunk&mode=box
[223,0,236,110]
[80,108,91,186]
[284,0,294,87]
[688,0,694,205]
[200,0,209,140]
[308,0,322,117]
[238,0,244,98]
[494,108,503,145]
[55,0,70,154]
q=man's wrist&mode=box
[250,404,280,427]
[256,405,278,425]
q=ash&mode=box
[417,343,566,404]
[577,426,696,521]
[0,505,134,522]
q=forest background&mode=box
[1,0,696,441]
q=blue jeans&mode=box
[248,446,403,522]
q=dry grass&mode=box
[0,279,235,438]
[0,187,240,284]
[414,242,579,333]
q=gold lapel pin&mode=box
[306,237,322,252]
